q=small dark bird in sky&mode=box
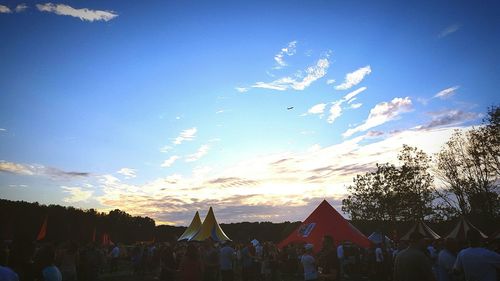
[287,107,294,110]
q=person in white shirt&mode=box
[301,244,318,281]
[454,229,500,281]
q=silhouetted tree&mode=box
[434,105,500,218]
[342,145,435,222]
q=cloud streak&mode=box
[0,161,89,179]
[173,127,197,145]
[0,5,11,13]
[185,145,210,162]
[335,66,371,90]
[36,3,118,22]
[161,156,180,168]
[274,41,297,69]
[117,168,137,179]
[434,86,460,99]
[438,24,461,38]
[343,97,412,137]
[252,57,330,91]
[61,186,93,203]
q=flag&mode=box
[36,216,48,241]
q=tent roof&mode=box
[190,207,231,242]
[400,221,441,240]
[445,217,487,240]
[368,232,393,244]
[278,200,372,252]
[178,211,202,241]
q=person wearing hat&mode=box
[393,232,436,281]
[301,244,318,281]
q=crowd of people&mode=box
[0,229,499,281]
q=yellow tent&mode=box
[190,207,231,242]
[177,211,202,241]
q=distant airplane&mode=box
[287,107,294,110]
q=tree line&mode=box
[0,198,303,244]
[342,105,499,225]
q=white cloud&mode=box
[173,127,197,145]
[0,160,89,179]
[0,128,6,132]
[350,103,362,109]
[438,24,461,38]
[327,101,343,124]
[36,3,118,22]
[326,79,336,85]
[252,58,330,91]
[186,145,210,162]
[15,4,28,12]
[335,66,371,90]
[117,168,137,179]
[307,103,327,115]
[343,87,367,101]
[274,41,297,69]
[343,97,412,137]
[216,110,224,114]
[61,186,93,203]
[434,86,459,99]
[0,5,11,13]
[161,156,180,168]
[235,87,249,93]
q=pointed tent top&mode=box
[177,211,202,241]
[446,216,487,240]
[400,221,441,240]
[190,207,231,242]
[278,200,372,252]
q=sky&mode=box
[0,0,499,225]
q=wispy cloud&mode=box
[335,66,371,90]
[343,86,367,101]
[306,103,327,116]
[186,145,210,162]
[327,101,343,124]
[0,160,89,179]
[274,41,297,69]
[252,57,330,91]
[61,186,93,203]
[235,87,249,93]
[438,24,461,38]
[36,3,118,22]
[417,109,480,130]
[0,128,6,132]
[161,156,180,168]
[0,5,11,13]
[350,103,362,109]
[434,86,460,99]
[15,4,28,12]
[307,87,367,124]
[173,127,197,145]
[342,97,412,137]
[117,168,137,179]
[326,79,336,85]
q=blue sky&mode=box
[0,0,499,225]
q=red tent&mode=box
[278,200,372,252]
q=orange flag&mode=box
[36,216,48,241]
